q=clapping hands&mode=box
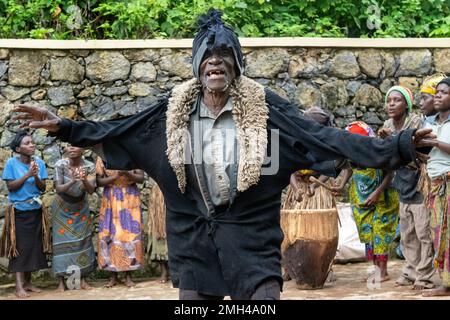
[28,160,39,178]
[71,167,87,181]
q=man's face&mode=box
[17,135,35,156]
[419,93,435,117]
[386,91,408,119]
[199,47,236,92]
[434,83,450,113]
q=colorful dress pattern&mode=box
[96,158,143,272]
[429,179,450,286]
[51,158,96,277]
[349,167,399,260]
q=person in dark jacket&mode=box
[12,9,436,300]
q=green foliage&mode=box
[0,0,449,39]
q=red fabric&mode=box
[347,123,370,136]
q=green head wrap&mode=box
[385,85,414,112]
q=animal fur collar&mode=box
[166,76,269,193]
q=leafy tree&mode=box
[0,0,449,39]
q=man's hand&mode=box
[12,104,61,132]
[413,128,437,148]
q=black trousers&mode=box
[179,278,280,300]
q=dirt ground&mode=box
[0,260,448,300]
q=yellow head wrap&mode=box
[420,73,447,95]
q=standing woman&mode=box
[379,86,435,290]
[51,144,96,292]
[147,184,170,283]
[422,78,450,296]
[0,131,49,298]
[418,74,446,239]
[96,157,145,287]
[331,121,399,283]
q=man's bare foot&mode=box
[413,283,435,291]
[380,275,390,283]
[23,283,42,293]
[395,277,414,287]
[80,279,93,290]
[422,286,450,297]
[15,288,30,298]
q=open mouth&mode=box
[206,70,225,78]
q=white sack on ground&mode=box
[334,202,366,263]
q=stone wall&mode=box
[0,45,450,217]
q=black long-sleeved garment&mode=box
[56,89,416,298]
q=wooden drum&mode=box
[281,182,339,290]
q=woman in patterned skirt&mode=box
[331,121,399,283]
[51,145,96,292]
[96,157,145,287]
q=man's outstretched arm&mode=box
[13,104,140,147]
[266,90,437,170]
[12,103,165,171]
